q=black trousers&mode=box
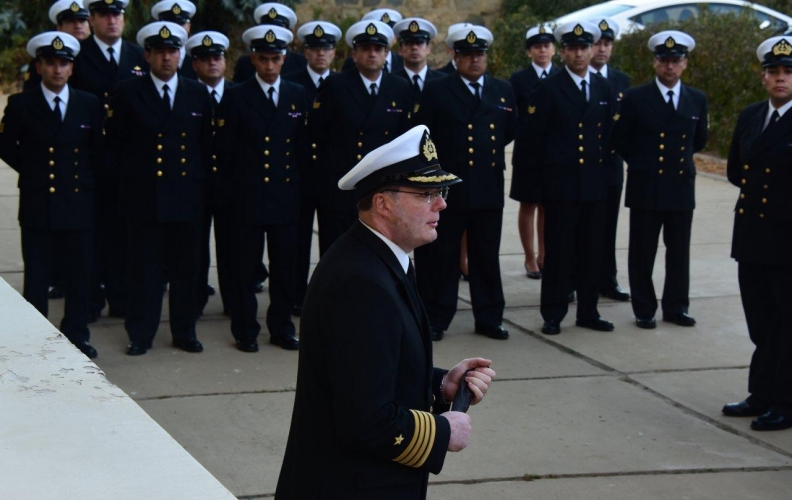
[540,200,606,323]
[231,222,296,341]
[196,204,234,315]
[415,208,505,330]
[600,183,624,290]
[628,209,692,318]
[21,227,92,344]
[125,220,198,345]
[739,262,792,407]
[91,177,127,315]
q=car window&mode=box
[707,3,788,31]
[555,3,634,25]
[629,4,700,25]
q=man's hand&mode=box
[443,411,471,452]
[443,358,495,406]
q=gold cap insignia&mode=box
[70,2,80,12]
[366,23,378,36]
[202,35,213,47]
[466,31,477,44]
[772,39,792,56]
[599,20,609,31]
[422,138,439,162]
[539,26,546,34]
[172,4,181,15]
[382,13,390,23]
[160,26,171,39]
[52,37,64,50]
[105,0,113,4]
[573,24,584,36]
[313,25,324,38]
[268,8,278,19]
[528,105,536,114]
[409,21,419,33]
[265,30,276,43]
[665,37,676,48]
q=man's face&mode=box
[762,65,792,106]
[192,54,226,83]
[591,38,613,67]
[89,11,124,44]
[36,57,73,92]
[527,42,555,67]
[653,56,687,87]
[304,46,335,73]
[561,44,592,74]
[454,50,487,80]
[145,46,179,80]
[352,43,387,73]
[385,187,447,252]
[251,51,284,84]
[401,39,431,66]
[58,18,91,40]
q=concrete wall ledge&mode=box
[0,278,236,499]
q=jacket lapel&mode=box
[644,83,670,118]
[558,70,587,111]
[346,73,373,114]
[749,103,792,158]
[240,79,273,122]
[450,74,479,112]
[30,87,60,134]
[583,74,607,119]
[139,76,169,122]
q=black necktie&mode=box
[317,76,324,88]
[764,109,780,133]
[107,47,118,72]
[412,74,421,93]
[384,60,389,74]
[267,87,276,108]
[666,90,675,113]
[211,89,219,104]
[162,84,171,111]
[580,80,588,102]
[407,261,417,289]
[53,96,62,122]
[469,82,481,102]
[370,83,377,97]
[540,70,547,78]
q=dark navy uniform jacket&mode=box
[70,36,148,106]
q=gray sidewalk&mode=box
[1,92,791,498]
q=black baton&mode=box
[451,370,474,413]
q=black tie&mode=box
[317,76,324,88]
[211,89,219,104]
[370,82,377,97]
[53,96,62,122]
[267,87,276,108]
[764,109,780,133]
[540,70,547,78]
[666,90,675,113]
[162,84,171,111]
[580,80,588,102]
[412,74,421,93]
[469,82,481,102]
[384,60,389,74]
[107,47,118,72]
[407,260,417,289]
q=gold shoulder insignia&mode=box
[528,106,536,114]
[613,113,620,121]
[106,109,114,118]
[413,103,420,114]
[217,119,225,127]
[313,101,321,109]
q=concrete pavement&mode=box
[1,91,791,498]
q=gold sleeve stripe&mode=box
[392,410,436,468]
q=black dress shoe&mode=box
[172,338,204,353]
[126,342,151,356]
[291,306,302,317]
[430,328,444,341]
[568,291,576,303]
[722,398,769,417]
[474,323,509,340]
[524,263,542,280]
[253,281,265,294]
[542,320,561,335]
[460,272,469,282]
[576,318,615,332]
[235,339,259,353]
[636,317,657,329]
[48,286,65,299]
[75,341,97,359]
[663,312,696,327]
[751,409,792,431]
[601,286,630,301]
[206,284,216,296]
[87,311,100,324]
[270,334,300,350]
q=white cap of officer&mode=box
[446,25,493,51]
[151,1,196,24]
[243,25,293,52]
[525,24,555,48]
[27,31,81,60]
[339,125,461,198]
[345,20,394,49]
[186,31,229,57]
[362,8,402,28]
[554,21,601,46]
[589,17,619,40]
[254,3,297,29]
[756,36,792,67]
[648,30,695,57]
[85,0,127,14]
[447,22,474,38]
[136,21,188,49]
[297,21,342,48]
[393,18,437,43]
[49,0,89,25]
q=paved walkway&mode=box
[2,92,791,498]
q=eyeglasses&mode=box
[382,186,449,204]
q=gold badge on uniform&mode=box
[160,26,171,39]
[366,23,378,36]
[391,101,396,107]
[573,24,584,36]
[172,4,182,15]
[381,13,390,24]
[202,35,213,46]
[265,30,276,43]
[414,103,420,114]
[409,21,419,33]
[599,20,609,31]
[528,106,536,114]
[466,31,477,44]
[613,113,620,121]
[106,109,114,118]
[313,101,321,109]
[53,37,64,50]
[268,8,278,19]
[216,118,225,127]
[773,39,792,56]
[291,104,295,110]
[500,97,505,103]
[394,435,404,445]
[665,37,676,48]
[70,2,80,12]
[313,25,324,38]
[539,26,546,34]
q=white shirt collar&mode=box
[306,66,330,87]
[203,79,225,100]
[94,36,122,62]
[404,65,428,81]
[532,62,551,78]
[150,73,178,99]
[360,220,410,273]
[768,98,792,122]
[655,78,682,105]
[40,83,70,114]
[459,74,484,94]
[565,66,590,87]
[359,72,383,92]
[590,64,608,78]
[385,51,393,69]
[256,73,280,95]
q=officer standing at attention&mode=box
[523,21,614,336]
[215,25,308,353]
[71,0,148,323]
[612,31,708,329]
[309,20,413,252]
[414,26,516,341]
[150,0,198,80]
[722,36,792,431]
[588,17,631,302]
[276,125,496,499]
[106,21,212,355]
[232,3,307,83]
[0,32,103,359]
[392,17,444,103]
[509,24,559,280]
[185,31,234,318]
[283,20,341,316]
[342,9,405,74]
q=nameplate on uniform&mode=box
[288,112,303,118]
[191,112,203,118]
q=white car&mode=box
[554,0,792,38]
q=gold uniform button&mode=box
[682,134,687,139]
[212,155,217,160]
[597,122,602,127]
[181,171,186,177]
[265,137,270,142]
[659,144,665,150]
[358,142,363,148]
[157,171,163,177]
[740,193,745,199]
[212,167,218,172]
[157,158,163,164]
[469,161,474,166]
[181,158,187,164]
[578,146,584,152]
[579,159,584,164]
[680,146,685,151]
[264,150,270,156]
[312,155,317,161]
[468,124,473,130]
[744,165,749,170]
[49,174,55,180]
[157,145,163,151]
[679,170,684,175]
[264,177,270,183]
[158,133,163,138]
[762,198,768,204]
[578,135,583,140]
[357,154,362,160]
[74,174,79,179]
[468,136,473,142]
[764,184,769,189]
[760,214,765,218]
[286,152,290,156]
[659,169,664,174]
[359,131,363,136]
[680,158,684,163]
[104,104,109,110]
[48,147,54,153]
[492,149,496,154]
[468,148,474,154]
[766,168,771,173]
[660,132,665,138]
[74,148,79,153]
[739,208,744,214]
[578,123,583,128]
[104,92,108,98]
[264,164,270,169]
[285,165,290,170]
[311,143,317,149]
[180,145,186,151]
[491,136,496,141]
[286,138,291,143]
[74,188,79,193]
[659,157,664,162]
[286,177,291,183]
[49,187,56,193]
[491,162,496,167]
[384,131,389,136]
[49,160,55,167]
[489,124,495,129]
[181,132,187,138]
[741,179,747,185]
